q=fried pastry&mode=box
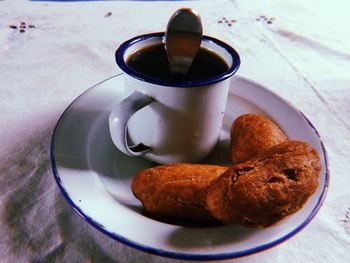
[230,114,287,163]
[207,141,321,227]
[131,163,228,223]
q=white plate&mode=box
[51,74,329,260]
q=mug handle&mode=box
[109,91,154,156]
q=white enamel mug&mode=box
[109,32,240,164]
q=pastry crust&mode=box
[230,114,287,163]
[131,163,227,223]
[207,141,321,227]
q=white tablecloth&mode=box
[0,0,349,262]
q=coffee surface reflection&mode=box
[126,43,229,82]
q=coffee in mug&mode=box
[126,43,229,82]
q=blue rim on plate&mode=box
[50,74,329,261]
[115,32,241,87]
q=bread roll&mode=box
[231,114,287,163]
[132,163,227,223]
[207,141,321,227]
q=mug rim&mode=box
[115,32,240,87]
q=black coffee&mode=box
[126,43,229,82]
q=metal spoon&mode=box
[165,8,203,76]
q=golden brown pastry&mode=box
[206,141,321,227]
[230,114,287,163]
[132,163,228,224]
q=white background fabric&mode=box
[0,0,349,262]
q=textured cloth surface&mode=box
[0,0,349,262]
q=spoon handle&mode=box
[165,8,203,76]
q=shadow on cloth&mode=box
[0,125,162,263]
